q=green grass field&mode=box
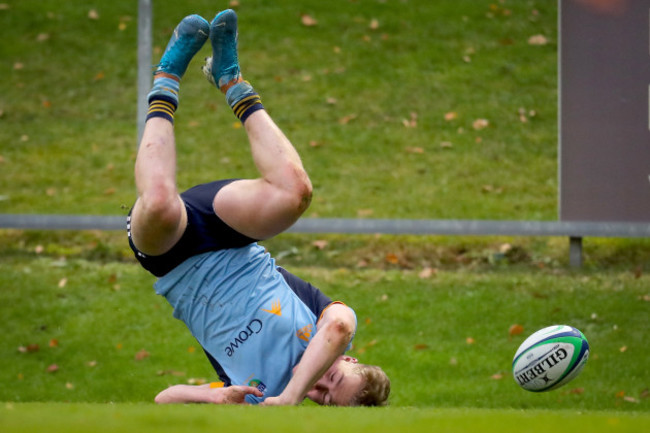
[1,0,649,431]
[1,404,648,433]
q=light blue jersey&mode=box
[154,243,332,404]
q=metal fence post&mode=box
[569,236,583,268]
[137,0,153,146]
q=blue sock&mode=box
[147,76,180,123]
[226,81,264,123]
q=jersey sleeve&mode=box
[277,266,356,351]
[276,266,333,318]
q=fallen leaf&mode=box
[369,18,379,30]
[414,344,429,350]
[46,187,56,196]
[46,364,59,373]
[418,267,437,279]
[623,396,639,403]
[187,378,207,385]
[405,146,424,154]
[104,187,116,195]
[312,240,328,250]
[619,346,627,352]
[134,349,150,361]
[20,134,29,142]
[440,141,453,149]
[86,360,98,367]
[0,4,10,10]
[338,113,357,124]
[65,382,74,390]
[402,112,418,128]
[58,278,67,288]
[13,62,24,70]
[49,339,58,348]
[333,46,341,54]
[326,97,337,105]
[508,324,524,337]
[309,140,320,147]
[444,111,458,121]
[116,343,123,350]
[528,34,548,46]
[449,357,458,366]
[42,100,51,109]
[118,22,127,31]
[568,387,584,394]
[616,390,625,398]
[357,208,373,217]
[93,71,105,81]
[473,118,489,130]
[187,346,196,353]
[88,9,99,20]
[491,373,504,380]
[466,337,475,345]
[380,294,389,302]
[364,317,372,325]
[229,0,240,8]
[385,253,399,265]
[36,33,50,42]
[301,14,318,27]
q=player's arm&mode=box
[155,383,263,405]
[261,303,356,406]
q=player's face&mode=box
[306,356,364,406]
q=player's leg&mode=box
[130,15,209,255]
[203,10,312,240]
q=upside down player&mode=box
[127,10,390,406]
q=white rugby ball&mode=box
[512,325,589,392]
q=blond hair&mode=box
[352,364,390,406]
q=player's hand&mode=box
[213,385,264,405]
[259,393,301,406]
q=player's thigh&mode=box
[213,179,301,240]
[130,195,188,256]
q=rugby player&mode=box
[127,10,390,406]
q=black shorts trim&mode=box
[127,179,258,277]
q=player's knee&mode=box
[138,184,182,228]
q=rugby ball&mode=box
[512,325,589,392]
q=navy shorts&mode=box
[127,179,258,277]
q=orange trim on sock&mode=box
[153,72,180,82]
[220,76,244,94]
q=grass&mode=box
[0,231,648,411]
[1,404,649,433]
[0,0,557,219]
[0,0,648,430]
